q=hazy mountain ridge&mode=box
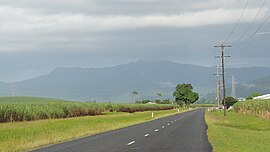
[0,61,270,102]
[234,76,270,98]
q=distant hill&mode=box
[0,61,270,102]
[233,76,270,98]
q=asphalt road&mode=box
[32,109,212,152]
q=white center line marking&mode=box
[144,134,149,137]
[154,129,159,132]
[127,141,135,146]
[162,126,165,128]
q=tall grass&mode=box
[234,99,270,119]
[0,97,178,123]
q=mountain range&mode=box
[0,60,270,102]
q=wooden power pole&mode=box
[214,44,231,116]
[213,65,221,109]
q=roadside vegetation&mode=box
[234,99,270,119]
[0,108,186,152]
[188,104,216,108]
[0,97,177,123]
[206,111,270,152]
[246,92,262,100]
[172,83,199,106]
[135,99,173,104]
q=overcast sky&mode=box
[0,0,270,82]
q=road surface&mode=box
[32,109,212,152]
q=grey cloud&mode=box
[0,0,262,15]
[0,0,269,82]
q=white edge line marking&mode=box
[127,141,135,146]
[144,134,149,137]
[154,129,159,132]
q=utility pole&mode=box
[231,75,236,98]
[213,65,221,109]
[218,80,222,108]
[214,44,231,116]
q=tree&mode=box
[172,84,199,106]
[160,99,172,104]
[225,96,238,108]
[246,92,262,100]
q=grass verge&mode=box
[206,111,270,152]
[0,109,185,152]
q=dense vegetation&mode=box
[173,84,199,106]
[246,92,262,100]
[0,97,178,123]
[234,99,270,119]
[224,96,238,108]
[135,99,173,104]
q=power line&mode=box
[232,0,268,45]
[256,31,270,34]
[223,0,250,44]
[254,1,270,33]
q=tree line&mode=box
[135,83,200,106]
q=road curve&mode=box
[32,109,212,152]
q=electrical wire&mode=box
[252,21,270,47]
[231,0,270,44]
[223,0,250,44]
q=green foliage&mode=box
[246,92,262,100]
[135,99,152,104]
[135,99,173,104]
[172,84,199,106]
[160,99,172,104]
[224,96,238,108]
[0,97,178,123]
[234,99,270,119]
